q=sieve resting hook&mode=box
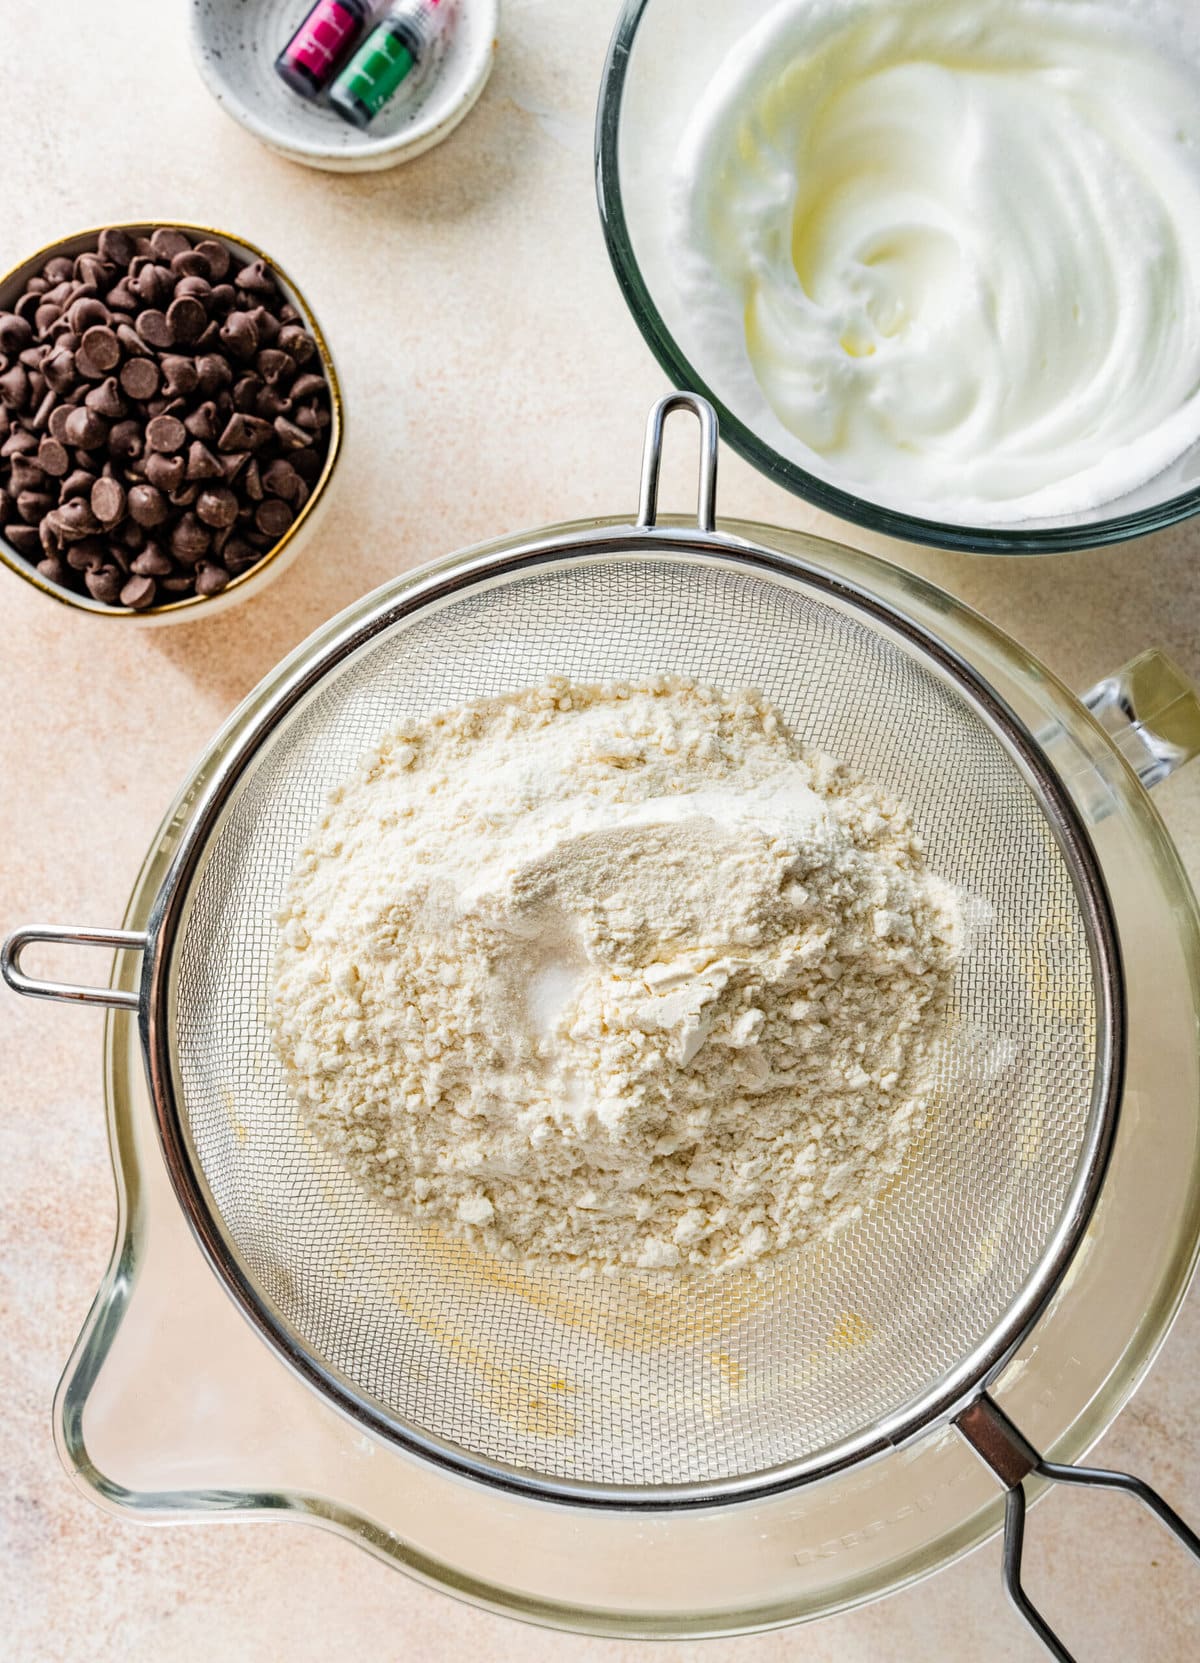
[1,924,147,1011]
[957,1394,1200,1662]
[636,391,719,532]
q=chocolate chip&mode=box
[91,476,126,525]
[243,458,263,501]
[106,278,139,313]
[174,275,212,301]
[184,401,219,443]
[160,356,199,399]
[170,511,209,563]
[260,455,304,498]
[277,325,317,364]
[119,357,159,400]
[186,439,222,480]
[43,346,77,393]
[10,455,45,493]
[5,523,40,556]
[77,325,120,377]
[119,572,158,609]
[0,364,31,408]
[171,248,211,279]
[67,297,109,335]
[36,554,70,585]
[255,348,294,387]
[206,284,237,317]
[194,239,231,281]
[34,303,62,336]
[218,449,249,482]
[274,415,312,450]
[85,564,122,603]
[196,485,238,528]
[233,373,263,413]
[166,295,207,345]
[84,377,126,418]
[146,414,186,453]
[219,412,272,451]
[63,406,108,449]
[194,352,232,396]
[36,437,69,477]
[135,309,172,350]
[17,487,54,523]
[194,560,231,595]
[150,227,192,260]
[56,497,100,540]
[220,310,258,360]
[160,574,196,593]
[31,388,59,433]
[127,482,168,526]
[254,386,291,420]
[115,321,148,358]
[107,420,143,462]
[0,313,33,354]
[131,541,171,576]
[74,253,111,290]
[42,257,73,284]
[65,538,103,570]
[60,467,97,500]
[144,452,185,492]
[97,227,136,268]
[255,498,292,538]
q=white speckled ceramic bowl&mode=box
[190,0,498,172]
[0,222,343,626]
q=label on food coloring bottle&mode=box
[290,0,361,76]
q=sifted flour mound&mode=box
[272,678,960,1276]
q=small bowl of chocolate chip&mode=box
[0,222,342,621]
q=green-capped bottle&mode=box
[328,0,449,128]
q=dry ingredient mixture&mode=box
[272,679,961,1275]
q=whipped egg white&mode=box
[672,0,1200,522]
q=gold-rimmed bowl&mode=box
[0,220,343,625]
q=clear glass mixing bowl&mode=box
[595,0,1200,553]
[52,513,1200,1637]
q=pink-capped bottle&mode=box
[275,0,375,100]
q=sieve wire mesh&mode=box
[167,551,1105,1493]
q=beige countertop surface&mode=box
[2,3,1198,1659]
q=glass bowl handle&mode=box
[1,923,147,1010]
[956,1395,1200,1661]
[1081,649,1200,789]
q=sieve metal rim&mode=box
[133,510,1124,1511]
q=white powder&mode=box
[272,678,960,1276]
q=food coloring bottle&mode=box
[276,0,376,100]
[328,0,448,128]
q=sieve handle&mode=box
[636,392,719,532]
[1,924,147,1010]
[956,1395,1200,1662]
[1081,648,1200,789]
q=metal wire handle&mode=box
[636,391,718,531]
[1,924,147,1010]
[957,1396,1200,1661]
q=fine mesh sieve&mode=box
[166,526,1108,1495]
[7,397,1197,1660]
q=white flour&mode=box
[272,678,960,1276]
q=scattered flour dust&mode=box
[271,677,961,1277]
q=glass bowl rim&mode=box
[593,0,1200,555]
